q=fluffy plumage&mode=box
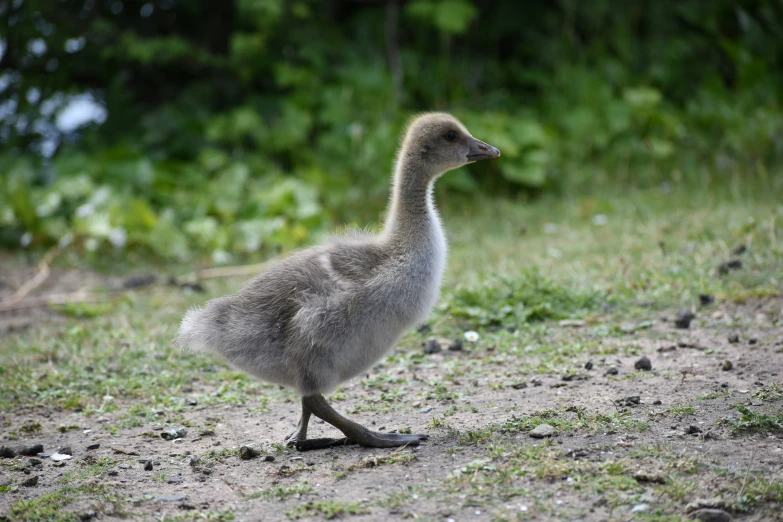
[176,112,499,448]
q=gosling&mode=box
[177,113,500,449]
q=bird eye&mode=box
[445,130,457,142]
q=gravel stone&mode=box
[529,424,557,438]
[634,356,652,371]
[448,339,463,351]
[239,446,260,460]
[161,428,187,440]
[674,311,696,329]
[21,475,39,487]
[423,339,442,354]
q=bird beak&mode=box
[467,137,501,162]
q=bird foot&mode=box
[294,437,354,451]
[352,431,428,449]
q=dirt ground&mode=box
[1,265,782,521]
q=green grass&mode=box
[285,500,367,520]
[665,405,696,416]
[246,481,313,500]
[1,181,781,521]
[8,483,122,522]
[726,404,783,434]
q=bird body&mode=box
[177,113,499,449]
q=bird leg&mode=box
[285,403,312,446]
[302,394,428,448]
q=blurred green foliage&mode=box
[1,0,782,262]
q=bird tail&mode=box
[174,306,215,353]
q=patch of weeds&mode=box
[201,448,239,462]
[53,301,115,318]
[286,500,367,520]
[753,382,783,402]
[726,404,783,434]
[246,481,312,500]
[9,483,122,521]
[375,485,421,509]
[657,477,698,501]
[63,456,118,482]
[444,268,605,326]
[502,408,575,434]
[57,424,81,432]
[459,426,494,445]
[732,475,783,512]
[272,443,294,455]
[429,416,445,428]
[665,405,696,416]
[19,420,42,433]
[157,510,236,521]
[697,388,729,400]
[339,450,416,477]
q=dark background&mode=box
[2,0,782,262]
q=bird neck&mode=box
[382,156,442,244]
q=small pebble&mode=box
[721,360,733,371]
[28,458,42,466]
[185,398,198,406]
[748,338,758,345]
[674,311,696,329]
[58,447,73,456]
[86,444,100,451]
[21,475,39,487]
[716,259,742,275]
[529,424,556,439]
[189,455,200,467]
[420,406,434,414]
[606,367,619,376]
[731,245,747,255]
[166,474,183,484]
[239,446,260,460]
[448,339,463,351]
[727,334,739,343]
[423,339,441,354]
[161,428,187,440]
[510,382,527,390]
[144,461,153,471]
[50,453,72,461]
[699,294,714,306]
[652,400,662,405]
[721,382,729,388]
[584,361,593,370]
[685,425,702,435]
[634,356,652,371]
[264,455,275,462]
[108,470,119,476]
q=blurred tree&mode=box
[1,0,781,260]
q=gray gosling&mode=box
[177,113,500,450]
